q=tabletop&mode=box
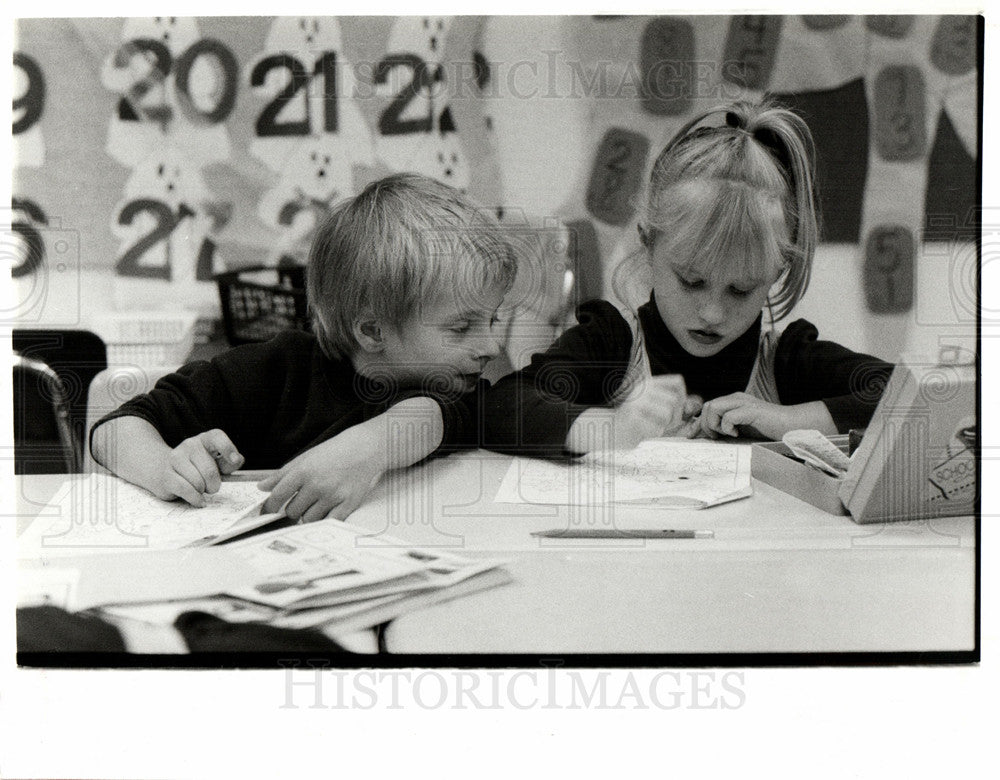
[343,451,977,656]
[14,450,977,658]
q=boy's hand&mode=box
[613,375,702,449]
[154,429,245,506]
[258,429,385,523]
[687,394,837,441]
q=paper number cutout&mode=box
[375,54,437,136]
[10,198,47,279]
[930,16,977,76]
[722,15,783,90]
[114,38,172,125]
[864,225,914,313]
[114,37,238,127]
[115,199,220,282]
[865,16,915,39]
[874,65,926,162]
[116,199,191,280]
[173,39,239,126]
[639,17,695,116]
[585,129,650,227]
[13,52,45,135]
[251,52,339,137]
[801,16,850,31]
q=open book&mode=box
[17,474,285,559]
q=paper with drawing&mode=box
[17,474,278,558]
[494,439,752,508]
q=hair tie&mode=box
[725,110,751,136]
[752,126,794,185]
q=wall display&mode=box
[864,224,916,314]
[11,15,980,340]
[248,17,375,263]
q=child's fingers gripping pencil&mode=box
[198,429,245,478]
[162,429,246,507]
[678,395,704,438]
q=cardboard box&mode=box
[838,362,976,523]
[752,437,850,516]
[752,363,976,523]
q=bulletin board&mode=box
[11,15,980,321]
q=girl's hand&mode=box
[612,375,702,449]
[154,429,245,506]
[687,394,836,441]
[258,428,385,523]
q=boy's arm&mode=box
[91,416,244,507]
[259,397,444,522]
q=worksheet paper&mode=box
[17,474,277,558]
[494,439,753,508]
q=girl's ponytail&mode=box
[727,101,819,319]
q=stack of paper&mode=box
[98,520,509,634]
[19,474,510,635]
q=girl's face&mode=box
[649,240,782,358]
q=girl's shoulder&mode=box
[771,318,882,362]
[773,318,820,343]
[531,298,636,366]
[570,298,636,346]
[575,297,632,326]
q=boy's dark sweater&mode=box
[91,330,483,469]
[484,296,894,457]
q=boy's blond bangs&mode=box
[307,174,516,359]
[416,223,518,315]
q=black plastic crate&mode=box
[215,266,310,345]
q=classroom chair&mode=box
[12,353,79,474]
[12,329,107,474]
[83,365,174,473]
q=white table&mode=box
[340,451,977,655]
[15,451,976,656]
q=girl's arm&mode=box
[483,300,636,457]
[690,320,893,441]
[774,320,894,433]
[691,394,836,441]
[566,375,697,455]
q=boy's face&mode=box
[376,282,507,394]
[650,241,780,358]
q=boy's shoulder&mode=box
[213,329,329,370]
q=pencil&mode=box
[530,528,714,539]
